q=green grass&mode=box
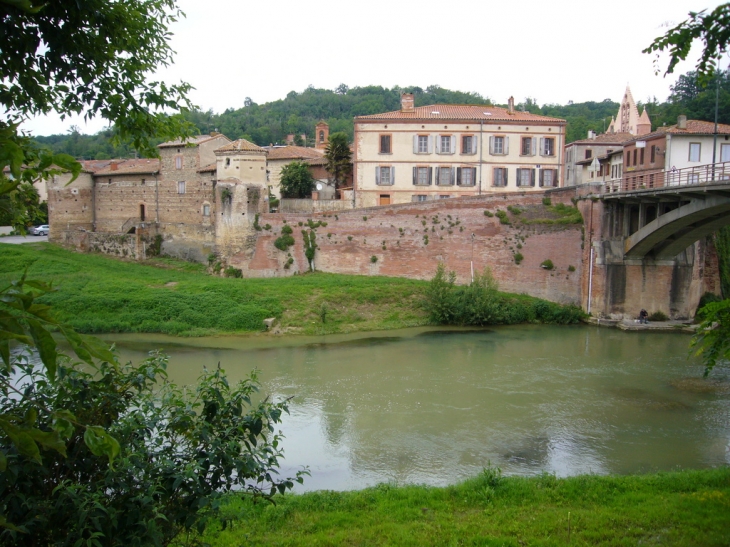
[199,468,730,546]
[524,203,583,225]
[0,243,429,336]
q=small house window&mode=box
[175,156,183,169]
[203,204,210,216]
[379,134,392,154]
[178,181,186,194]
[689,142,701,162]
[226,158,231,166]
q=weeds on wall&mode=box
[495,210,510,225]
[540,259,554,270]
[524,203,583,225]
[224,266,243,278]
[274,225,295,252]
[253,213,262,231]
[370,255,378,263]
[514,252,524,265]
[146,234,163,257]
[302,230,317,271]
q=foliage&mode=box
[514,253,524,265]
[253,213,262,231]
[423,264,584,326]
[483,210,494,217]
[199,468,730,546]
[302,230,317,270]
[324,132,352,187]
[220,187,233,204]
[691,298,730,376]
[279,161,314,199]
[648,310,669,322]
[224,266,243,278]
[495,210,510,225]
[274,233,295,252]
[1,349,305,546]
[370,255,378,263]
[715,227,730,298]
[1,0,194,158]
[506,205,522,216]
[542,197,551,206]
[568,265,576,272]
[540,259,554,270]
[525,202,583,225]
[643,3,730,85]
[146,234,163,257]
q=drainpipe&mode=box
[478,121,483,195]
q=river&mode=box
[106,324,730,492]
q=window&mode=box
[461,135,477,155]
[640,148,644,165]
[375,166,394,185]
[541,137,555,156]
[539,169,557,187]
[650,145,656,163]
[624,151,629,167]
[379,134,392,154]
[412,166,432,186]
[521,137,535,156]
[175,155,183,169]
[438,135,455,154]
[414,135,432,154]
[490,136,508,155]
[177,181,186,194]
[457,167,476,186]
[516,168,535,187]
[412,194,428,202]
[585,149,592,160]
[633,149,637,165]
[203,204,210,216]
[438,195,451,200]
[435,166,454,186]
[689,142,701,162]
[225,158,231,166]
[722,143,730,162]
[319,130,325,143]
[493,167,508,187]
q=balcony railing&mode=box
[601,161,730,193]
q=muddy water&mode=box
[106,325,730,491]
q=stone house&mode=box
[353,94,567,207]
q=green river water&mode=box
[106,324,730,492]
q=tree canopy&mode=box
[324,132,352,188]
[279,160,315,198]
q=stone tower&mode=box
[315,121,329,150]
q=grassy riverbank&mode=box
[0,243,431,336]
[199,468,730,546]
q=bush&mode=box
[495,210,510,225]
[224,266,243,278]
[540,259,554,270]
[507,205,522,215]
[568,265,576,272]
[484,210,494,217]
[370,255,378,263]
[274,234,295,251]
[648,310,669,321]
[514,253,524,265]
[542,197,552,206]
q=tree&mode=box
[324,132,352,188]
[691,299,730,376]
[644,3,730,85]
[1,0,196,231]
[279,161,314,198]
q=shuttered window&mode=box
[412,166,432,186]
[493,168,508,187]
[520,137,536,156]
[177,181,186,194]
[379,135,392,154]
[489,136,508,155]
[516,168,535,187]
[541,137,555,156]
[435,166,454,186]
[461,136,477,155]
[437,135,456,154]
[413,135,433,154]
[456,167,476,186]
[375,166,395,185]
[539,169,558,187]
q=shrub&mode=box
[568,265,576,272]
[207,252,217,265]
[253,213,262,231]
[648,310,669,321]
[540,259,554,270]
[274,234,295,251]
[484,210,494,217]
[263,223,272,231]
[224,266,243,278]
[542,197,552,206]
[507,205,522,215]
[495,210,510,225]
[281,224,293,235]
[514,253,524,265]
[370,255,378,263]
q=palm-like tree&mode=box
[324,132,352,188]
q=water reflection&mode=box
[107,325,730,491]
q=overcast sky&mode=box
[22,0,728,136]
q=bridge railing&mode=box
[601,161,730,193]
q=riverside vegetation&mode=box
[0,243,584,336]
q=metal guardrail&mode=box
[602,161,730,193]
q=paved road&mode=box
[0,235,48,244]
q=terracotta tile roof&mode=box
[264,145,324,160]
[628,120,730,142]
[198,163,216,173]
[158,134,227,148]
[215,138,265,153]
[355,104,565,124]
[94,158,160,176]
[306,156,328,166]
[568,132,634,145]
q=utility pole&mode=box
[712,72,720,181]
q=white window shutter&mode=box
[489,136,494,155]
[531,169,536,186]
[413,136,418,154]
[451,167,456,185]
[391,166,395,185]
[450,135,456,154]
[540,138,545,156]
[434,167,440,185]
[428,167,433,185]
[531,138,537,156]
[456,167,462,185]
[412,166,417,185]
[539,169,544,187]
[504,137,510,155]
[472,136,478,154]
[375,166,380,185]
[428,135,433,153]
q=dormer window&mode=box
[226,158,231,167]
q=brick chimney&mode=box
[401,93,415,112]
[110,161,119,171]
[677,115,687,129]
[508,96,515,114]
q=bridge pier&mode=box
[578,183,724,320]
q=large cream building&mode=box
[353,94,566,207]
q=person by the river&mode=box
[639,309,648,324]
